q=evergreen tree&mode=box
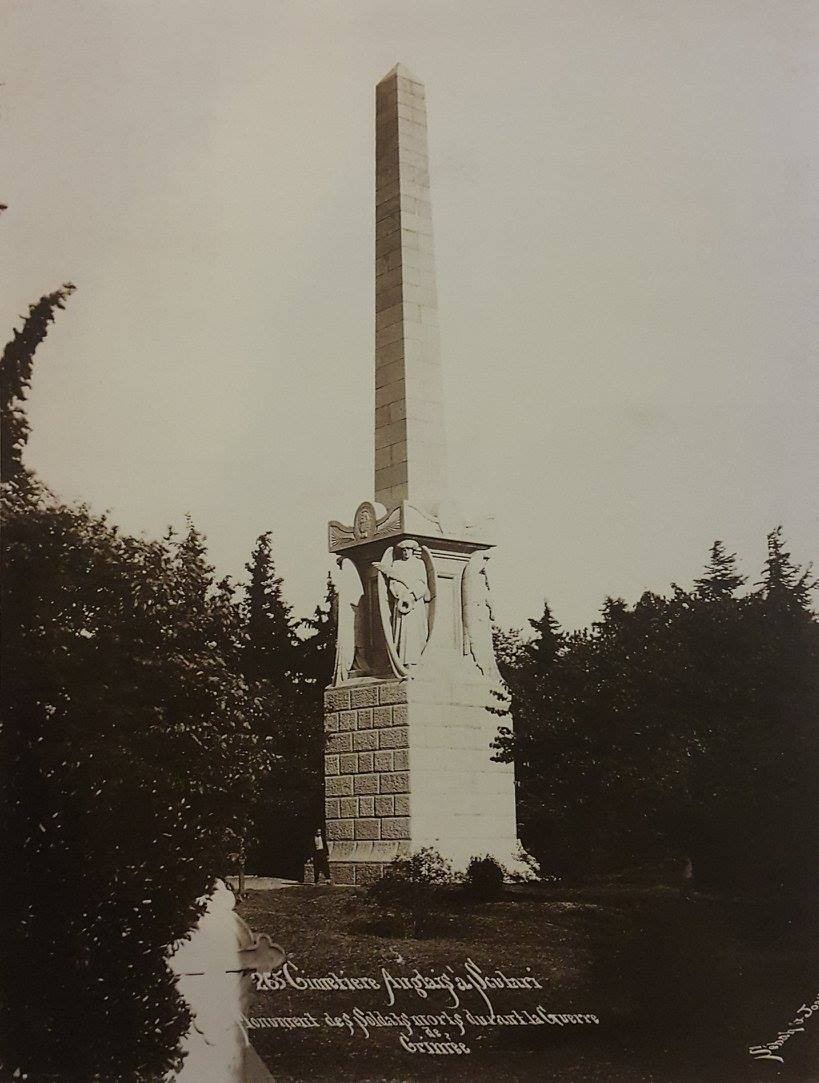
[759,526,817,614]
[1,283,75,481]
[737,527,819,892]
[298,572,338,688]
[694,540,746,598]
[242,531,299,686]
[239,535,326,877]
[493,533,818,891]
[492,601,576,869]
[492,625,524,687]
[522,599,565,671]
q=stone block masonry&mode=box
[315,669,518,886]
[323,681,411,875]
[374,64,448,514]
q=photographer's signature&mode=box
[749,993,818,1064]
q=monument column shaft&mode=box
[374,66,448,514]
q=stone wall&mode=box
[321,680,412,885]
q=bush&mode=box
[367,848,457,937]
[463,854,506,900]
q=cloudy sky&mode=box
[2,0,817,631]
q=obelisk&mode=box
[374,63,448,515]
[316,66,519,886]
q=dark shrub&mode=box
[367,847,457,937]
[464,854,506,900]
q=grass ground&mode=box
[238,876,818,1082]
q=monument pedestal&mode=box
[312,510,519,886]
[317,671,517,887]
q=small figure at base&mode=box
[312,825,332,885]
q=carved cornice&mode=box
[328,500,495,554]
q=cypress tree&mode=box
[1,283,75,481]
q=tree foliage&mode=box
[238,535,330,878]
[1,283,75,481]
[0,291,276,1079]
[242,532,300,686]
[494,536,819,893]
[298,573,338,690]
[1,483,272,1080]
[694,540,746,599]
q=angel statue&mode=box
[332,556,368,684]
[461,550,499,678]
[373,540,431,668]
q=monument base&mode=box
[319,670,519,886]
[303,852,406,887]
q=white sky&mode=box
[2,0,817,632]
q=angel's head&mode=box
[396,539,421,561]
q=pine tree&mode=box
[239,535,325,877]
[492,625,524,686]
[694,540,746,599]
[298,573,338,689]
[523,599,564,671]
[1,283,75,481]
[759,526,817,614]
[242,531,298,687]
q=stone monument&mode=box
[318,64,519,886]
